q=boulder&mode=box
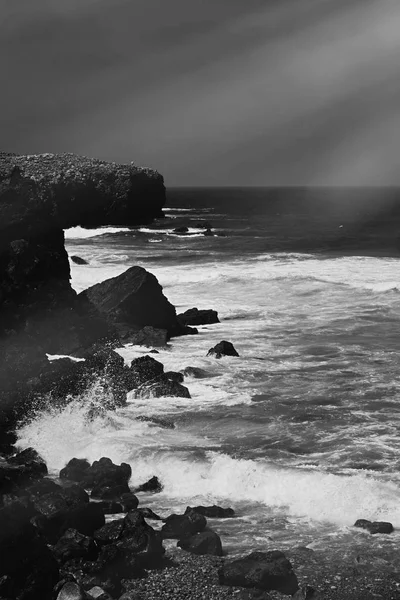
[78,266,186,339]
[87,586,113,600]
[204,228,214,236]
[90,482,130,500]
[133,374,191,399]
[94,519,125,546]
[96,500,124,514]
[177,308,220,326]
[133,476,163,494]
[128,355,164,386]
[53,528,98,563]
[0,448,47,493]
[173,226,189,234]
[120,492,139,511]
[138,507,162,520]
[218,551,299,595]
[161,509,207,539]
[185,505,235,519]
[182,366,209,379]
[354,519,394,534]
[207,340,239,358]
[60,458,91,482]
[56,581,86,600]
[71,255,88,265]
[178,529,223,556]
[164,371,184,383]
[72,457,132,490]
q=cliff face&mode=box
[0,152,165,340]
[0,152,166,430]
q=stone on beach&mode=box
[161,508,207,539]
[178,529,223,556]
[218,550,299,595]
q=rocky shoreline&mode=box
[1,153,400,600]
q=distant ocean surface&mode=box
[17,188,400,561]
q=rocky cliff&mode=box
[0,152,166,434]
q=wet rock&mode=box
[173,226,189,234]
[204,228,214,236]
[133,476,163,494]
[120,492,139,511]
[293,585,321,599]
[134,375,191,399]
[79,266,185,340]
[164,370,184,383]
[182,366,209,379]
[53,528,98,563]
[122,326,168,347]
[185,505,235,518]
[136,415,175,429]
[56,581,86,600]
[71,255,88,265]
[60,458,91,482]
[128,354,164,384]
[26,477,61,497]
[138,507,162,520]
[94,519,125,546]
[161,508,207,539]
[354,519,394,534]
[121,509,164,567]
[218,550,299,595]
[177,308,220,326]
[207,340,239,359]
[178,529,223,556]
[80,457,132,490]
[90,482,130,500]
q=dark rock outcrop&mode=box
[177,307,220,326]
[121,325,168,347]
[185,505,235,519]
[218,551,299,595]
[354,519,394,534]
[0,152,165,437]
[173,226,189,234]
[61,457,131,491]
[133,476,163,494]
[161,509,207,539]
[79,266,196,340]
[207,340,239,359]
[178,529,223,556]
[133,374,191,399]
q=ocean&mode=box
[16,188,400,568]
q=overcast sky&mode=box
[2,0,400,186]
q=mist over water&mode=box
[16,190,400,555]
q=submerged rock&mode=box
[71,255,88,265]
[354,519,394,534]
[173,226,189,234]
[185,505,235,518]
[207,340,239,358]
[218,550,299,595]
[177,307,220,326]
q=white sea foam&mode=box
[16,398,400,526]
[64,226,132,239]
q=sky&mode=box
[2,0,400,186]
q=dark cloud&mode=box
[2,0,400,185]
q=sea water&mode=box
[17,189,400,561]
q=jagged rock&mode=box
[354,519,394,534]
[177,308,220,326]
[80,457,132,489]
[94,519,125,546]
[0,448,48,493]
[128,355,164,386]
[185,505,235,518]
[136,415,175,429]
[79,266,187,340]
[133,476,163,494]
[60,458,91,482]
[53,528,98,563]
[87,586,113,600]
[218,551,299,595]
[71,255,88,265]
[90,482,130,500]
[96,501,124,514]
[207,340,239,359]
[161,509,207,539]
[178,529,223,556]
[26,477,62,497]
